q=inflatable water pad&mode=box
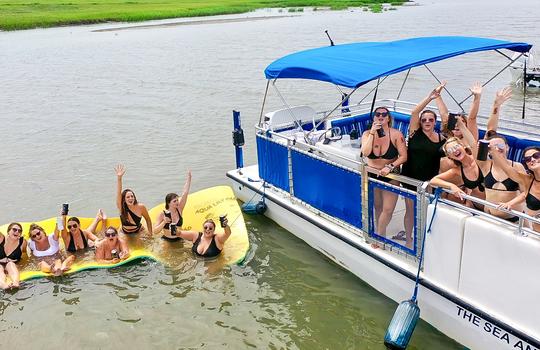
[19,249,158,282]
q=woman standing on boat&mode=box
[491,146,540,232]
[361,107,407,238]
[430,117,486,209]
[176,216,231,258]
[115,164,152,236]
[400,83,447,247]
[153,170,192,241]
[0,223,27,289]
[477,88,526,222]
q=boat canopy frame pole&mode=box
[271,80,307,139]
[258,80,271,127]
[394,68,412,110]
[423,64,465,113]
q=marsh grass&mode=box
[0,0,404,30]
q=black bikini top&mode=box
[484,163,520,192]
[367,129,399,160]
[163,209,183,230]
[0,237,24,263]
[192,233,222,258]
[121,205,142,232]
[526,179,540,211]
[461,163,485,192]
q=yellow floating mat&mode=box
[0,186,249,282]
[19,249,157,282]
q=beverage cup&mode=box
[62,203,69,216]
[219,215,227,228]
[376,126,385,138]
[477,140,489,161]
[170,223,177,236]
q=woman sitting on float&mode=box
[115,164,152,236]
[361,106,407,238]
[95,227,130,264]
[153,170,192,241]
[176,216,231,258]
[61,209,107,252]
[477,88,526,222]
[27,220,75,275]
[430,117,486,210]
[0,223,27,289]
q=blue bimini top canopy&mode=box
[264,36,532,88]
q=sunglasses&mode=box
[67,224,78,229]
[11,227,23,233]
[421,117,435,123]
[203,225,214,230]
[31,231,42,239]
[374,111,388,117]
[445,144,461,155]
[105,232,117,237]
[523,151,540,164]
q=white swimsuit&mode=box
[28,234,60,257]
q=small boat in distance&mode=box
[228,37,540,350]
[510,50,540,89]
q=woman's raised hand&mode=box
[494,87,512,107]
[469,82,483,96]
[430,80,447,99]
[115,164,126,178]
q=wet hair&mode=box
[165,193,179,210]
[28,223,44,235]
[203,219,216,230]
[372,106,393,127]
[68,217,81,224]
[442,137,472,166]
[105,226,118,235]
[522,146,540,174]
[121,189,138,219]
[7,222,23,234]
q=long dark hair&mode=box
[165,193,178,210]
[67,217,82,233]
[522,146,540,174]
[121,189,138,218]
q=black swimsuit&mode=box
[367,129,399,160]
[67,230,89,252]
[484,163,520,191]
[121,206,143,234]
[526,179,540,211]
[0,237,24,264]
[161,209,184,242]
[192,233,222,258]
[461,164,485,192]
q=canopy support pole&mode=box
[423,65,465,112]
[395,69,411,110]
[522,58,527,119]
[356,75,389,105]
[458,53,526,106]
[258,80,270,127]
[271,80,306,136]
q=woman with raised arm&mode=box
[478,88,526,222]
[430,117,486,210]
[399,83,446,247]
[27,221,75,275]
[61,209,106,252]
[361,106,407,239]
[177,216,232,258]
[95,227,130,264]
[154,170,192,241]
[0,223,27,289]
[491,146,540,232]
[115,164,152,236]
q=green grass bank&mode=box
[0,0,404,31]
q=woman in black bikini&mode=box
[361,107,407,238]
[430,117,486,208]
[115,164,153,236]
[0,223,27,290]
[153,170,192,241]
[177,216,231,258]
[492,146,540,232]
[61,209,106,252]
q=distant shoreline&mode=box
[0,1,405,31]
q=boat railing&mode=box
[255,127,540,260]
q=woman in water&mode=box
[154,170,192,241]
[430,117,486,209]
[177,216,231,258]
[400,83,447,247]
[95,227,130,264]
[115,164,152,236]
[361,106,407,238]
[0,223,27,289]
[27,222,75,275]
[491,146,540,232]
[61,209,107,252]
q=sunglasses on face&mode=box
[67,224,78,229]
[421,117,435,123]
[523,151,540,164]
[105,232,117,237]
[11,227,23,233]
[374,111,388,118]
[445,144,461,155]
[31,231,42,239]
[203,225,214,230]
